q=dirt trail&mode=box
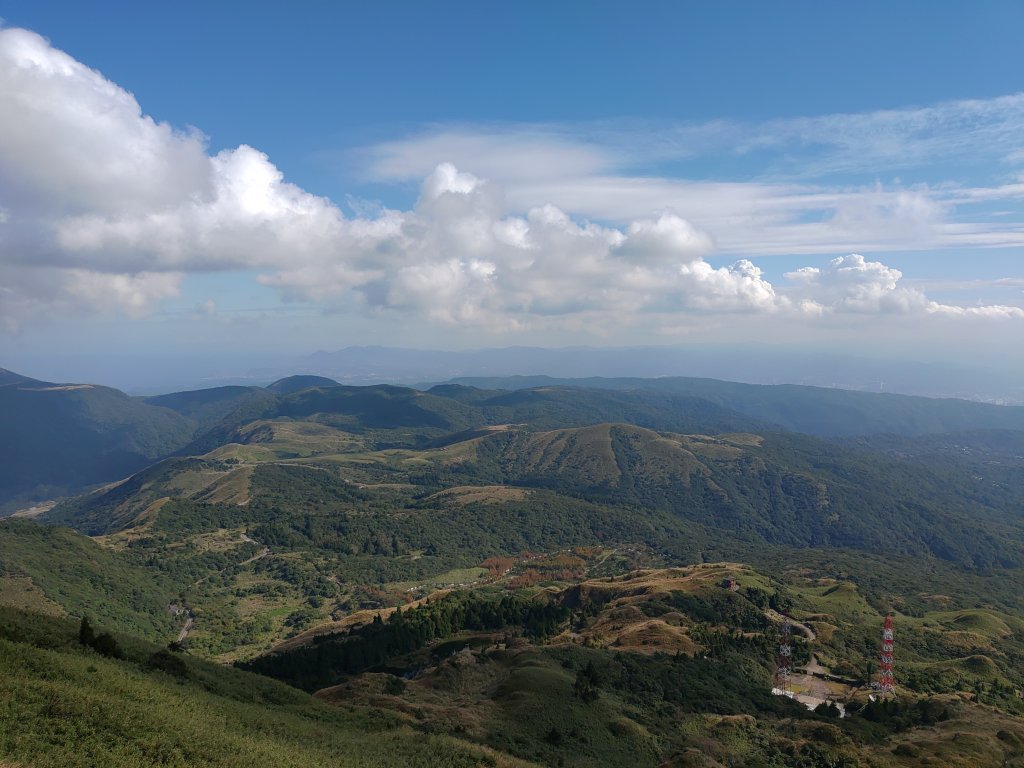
[179,533,267,642]
[191,535,268,586]
[765,608,816,640]
[804,654,827,675]
[238,547,270,566]
[176,614,194,643]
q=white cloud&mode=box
[361,96,1024,184]
[784,254,1024,318]
[0,27,210,217]
[615,214,715,265]
[0,25,1020,338]
[785,254,925,314]
[358,97,1024,255]
[257,166,766,329]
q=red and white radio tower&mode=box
[774,618,793,694]
[878,615,895,695]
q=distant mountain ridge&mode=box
[0,370,196,510]
[0,367,52,387]
[300,345,1023,402]
[446,375,1024,437]
[266,375,341,394]
[4,365,1024,510]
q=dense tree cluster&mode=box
[241,590,569,690]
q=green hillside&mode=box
[266,374,341,393]
[242,565,1024,768]
[0,372,195,509]
[8,369,1024,515]
[0,519,177,637]
[449,375,1024,436]
[0,607,520,768]
[145,385,275,428]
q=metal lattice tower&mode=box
[878,615,895,695]
[774,617,793,694]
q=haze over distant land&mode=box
[3,345,1022,404]
[0,4,1022,381]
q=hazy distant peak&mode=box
[0,368,50,388]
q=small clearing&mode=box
[10,501,56,518]
[426,485,529,506]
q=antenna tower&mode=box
[878,615,895,695]
[774,617,793,694]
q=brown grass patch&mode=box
[94,497,171,548]
[427,485,529,506]
[9,501,56,518]
[0,576,65,616]
[808,621,837,643]
[611,619,699,655]
[196,465,254,505]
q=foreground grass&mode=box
[0,608,497,768]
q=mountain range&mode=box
[5,364,1024,766]
[5,365,1024,510]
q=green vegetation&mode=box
[0,607,512,768]
[0,519,176,637]
[0,371,194,509]
[8,371,1024,765]
[241,590,570,690]
[448,375,1024,436]
[250,566,1024,767]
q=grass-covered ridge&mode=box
[0,518,177,637]
[0,606,532,768]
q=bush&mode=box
[91,632,124,659]
[147,649,190,678]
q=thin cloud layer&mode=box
[0,26,1021,336]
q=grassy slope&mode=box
[31,411,1024,662]
[0,519,176,638]
[0,607,527,768]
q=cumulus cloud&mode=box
[364,105,1024,254]
[785,254,924,314]
[785,255,1024,318]
[258,163,766,328]
[0,26,352,325]
[0,26,1020,336]
[615,214,714,265]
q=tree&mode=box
[78,616,95,647]
[574,661,602,703]
[91,632,124,659]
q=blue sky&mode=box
[1,1,1023,380]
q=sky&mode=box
[1,1,1023,386]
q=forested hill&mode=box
[0,371,194,509]
[5,365,1024,510]
[444,375,1024,436]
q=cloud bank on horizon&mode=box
[1,26,1023,340]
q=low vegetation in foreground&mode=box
[0,606,530,768]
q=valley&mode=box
[3,371,1024,766]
